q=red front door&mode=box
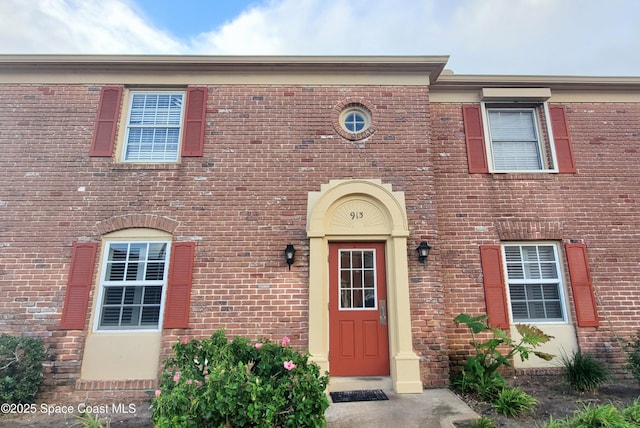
[329,242,389,376]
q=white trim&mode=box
[92,239,171,333]
[501,242,569,325]
[121,90,185,163]
[542,102,560,173]
[481,101,559,173]
[337,247,378,311]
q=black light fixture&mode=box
[416,241,432,266]
[284,244,296,270]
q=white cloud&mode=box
[0,0,638,76]
[190,0,440,55]
[0,0,185,54]
[442,0,640,75]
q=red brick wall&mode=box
[431,101,640,375]
[0,83,449,398]
[1,81,639,400]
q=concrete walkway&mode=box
[325,378,479,428]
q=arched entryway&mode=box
[306,179,422,393]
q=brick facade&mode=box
[0,56,639,400]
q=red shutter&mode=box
[163,242,195,328]
[463,105,489,173]
[60,242,98,329]
[181,87,208,157]
[480,245,510,328]
[90,86,123,156]
[549,105,577,173]
[565,243,599,327]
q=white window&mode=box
[338,105,372,136]
[96,241,170,330]
[339,249,377,310]
[123,92,184,162]
[483,103,556,172]
[502,243,566,323]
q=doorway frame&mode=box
[306,179,422,393]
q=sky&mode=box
[0,0,638,76]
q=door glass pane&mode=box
[353,270,363,288]
[364,289,375,308]
[363,251,374,268]
[338,249,377,310]
[352,289,363,307]
[340,290,351,309]
[340,251,351,268]
[352,251,363,268]
[340,271,350,289]
[364,270,375,288]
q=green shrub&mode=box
[542,416,566,428]
[473,416,495,428]
[567,403,632,428]
[151,330,330,428]
[541,401,640,428]
[71,412,110,428]
[621,399,640,425]
[454,368,505,401]
[452,313,553,400]
[491,387,537,417]
[0,334,47,403]
[624,331,640,383]
[559,351,608,392]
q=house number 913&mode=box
[350,211,364,220]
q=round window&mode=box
[333,100,376,141]
[339,105,372,135]
[343,110,367,132]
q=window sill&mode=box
[511,320,568,325]
[491,172,556,181]
[92,328,162,334]
[111,162,181,171]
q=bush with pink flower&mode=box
[151,330,329,427]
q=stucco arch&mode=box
[307,179,409,238]
[306,179,422,393]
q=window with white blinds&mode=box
[503,244,566,322]
[487,109,543,171]
[97,241,170,330]
[123,92,184,162]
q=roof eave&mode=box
[0,54,450,80]
[432,73,640,91]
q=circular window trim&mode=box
[332,99,376,141]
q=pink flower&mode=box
[173,373,180,382]
[186,379,193,385]
[154,390,161,397]
[181,337,189,345]
[195,380,203,387]
[255,342,263,349]
[281,336,290,347]
[284,360,296,371]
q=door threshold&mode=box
[327,376,392,392]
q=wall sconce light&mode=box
[416,241,432,266]
[284,244,296,270]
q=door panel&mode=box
[329,242,389,376]
[338,321,355,358]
